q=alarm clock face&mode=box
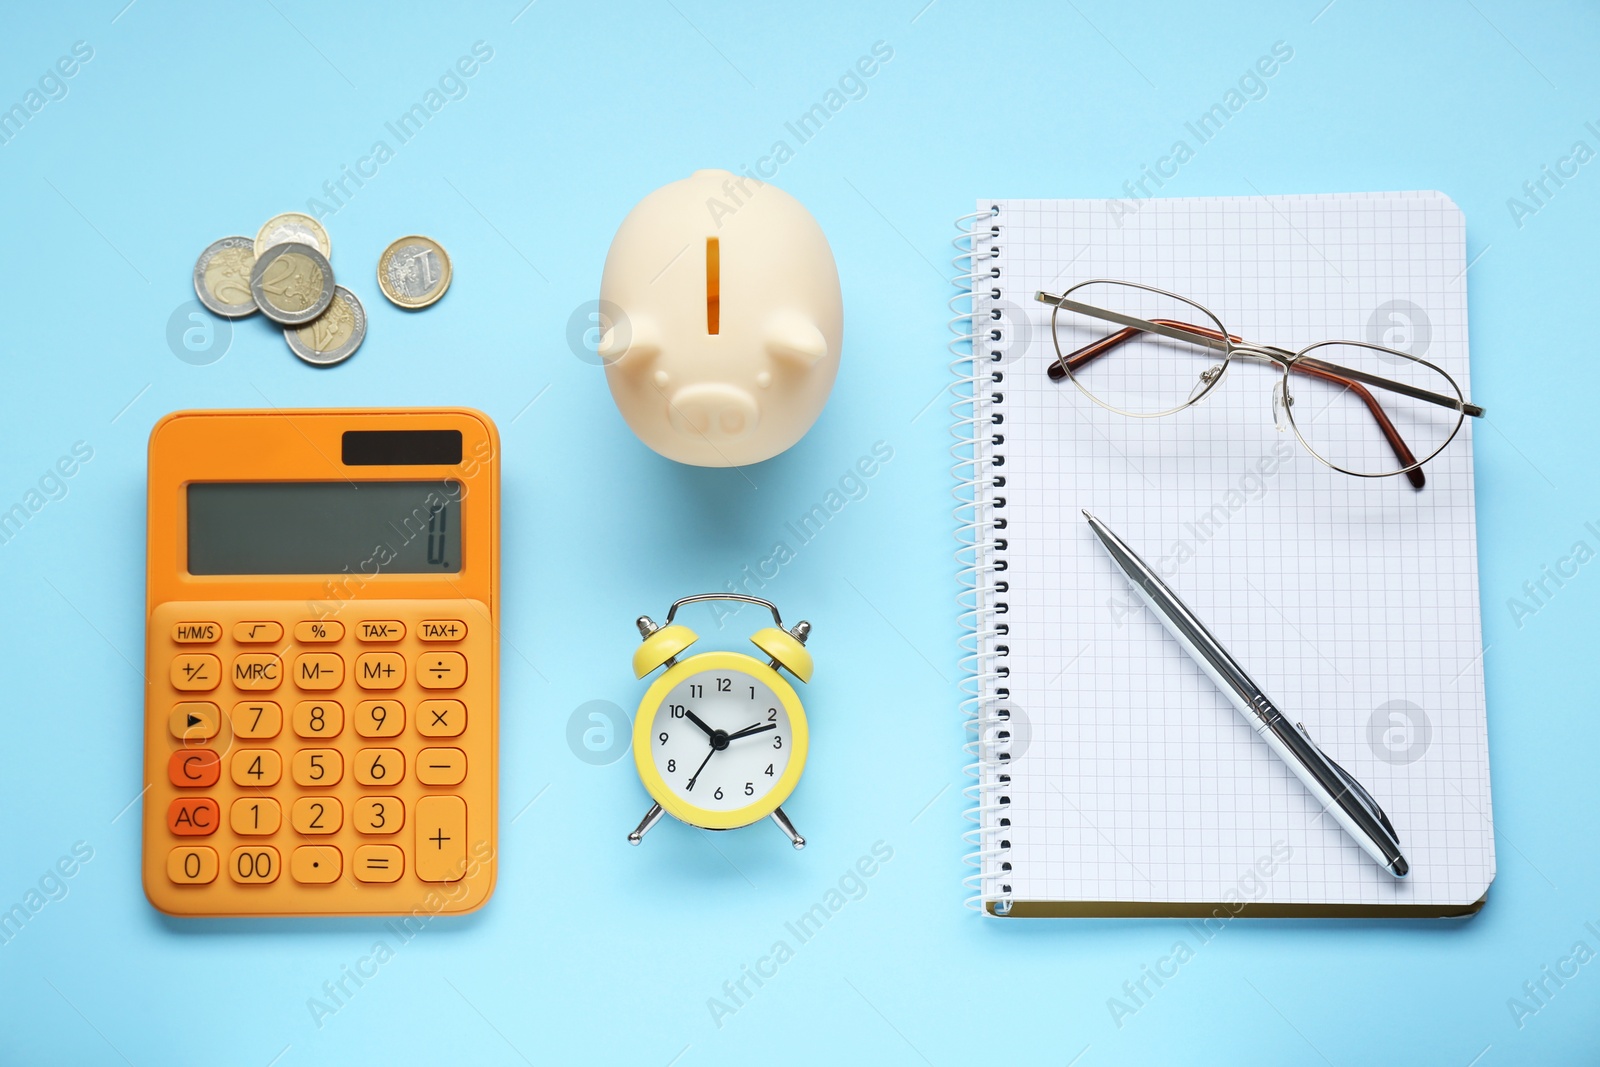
[649,666,793,812]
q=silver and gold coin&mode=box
[255,212,331,259]
[249,242,336,326]
[378,235,451,309]
[192,236,258,317]
[286,285,365,367]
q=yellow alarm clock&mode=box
[627,594,812,848]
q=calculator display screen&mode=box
[187,481,463,575]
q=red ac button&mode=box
[167,797,219,836]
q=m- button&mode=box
[356,652,405,690]
[294,653,344,691]
[231,653,282,691]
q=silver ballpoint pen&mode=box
[1083,511,1409,879]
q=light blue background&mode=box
[1,1,1596,1064]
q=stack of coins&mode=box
[192,215,452,367]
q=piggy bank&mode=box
[598,170,843,467]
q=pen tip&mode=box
[1390,856,1410,878]
[1081,509,1095,522]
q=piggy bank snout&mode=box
[667,383,761,441]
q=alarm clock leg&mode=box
[628,803,665,844]
[770,807,805,850]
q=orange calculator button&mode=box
[416,652,467,690]
[293,620,343,643]
[293,699,344,738]
[229,846,280,884]
[353,845,404,883]
[294,653,344,690]
[168,846,218,885]
[417,699,466,738]
[292,748,344,787]
[171,654,220,692]
[169,702,220,741]
[230,700,282,739]
[231,748,283,787]
[415,796,468,882]
[231,653,282,691]
[167,797,219,836]
[233,621,283,643]
[357,620,405,642]
[171,622,219,644]
[353,796,404,835]
[292,845,342,884]
[418,619,467,642]
[417,748,468,787]
[355,749,404,786]
[356,652,405,690]
[230,797,281,835]
[292,796,343,835]
[169,749,220,787]
[355,699,405,738]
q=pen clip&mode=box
[1295,722,1400,845]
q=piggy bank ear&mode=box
[763,310,828,366]
[598,310,659,367]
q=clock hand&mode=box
[684,709,716,739]
[725,722,777,742]
[685,745,717,791]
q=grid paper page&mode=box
[974,194,1494,908]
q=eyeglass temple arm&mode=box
[1034,297,1431,488]
[1036,293,1484,417]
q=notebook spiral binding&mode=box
[950,205,1013,915]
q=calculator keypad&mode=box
[145,600,494,916]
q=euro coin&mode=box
[255,212,331,259]
[378,235,451,309]
[249,242,336,326]
[193,236,258,318]
[286,285,366,366]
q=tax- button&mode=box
[231,653,282,691]
[294,653,344,690]
[168,702,219,741]
[415,795,468,882]
[170,654,220,692]
[168,749,221,788]
[233,621,283,643]
[356,652,405,690]
[358,620,405,642]
[417,652,467,690]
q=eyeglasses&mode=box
[1034,280,1485,487]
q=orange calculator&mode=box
[142,409,499,916]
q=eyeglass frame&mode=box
[1034,280,1485,487]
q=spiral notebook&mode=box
[952,193,1495,917]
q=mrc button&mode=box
[231,653,282,690]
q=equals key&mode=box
[353,845,403,883]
